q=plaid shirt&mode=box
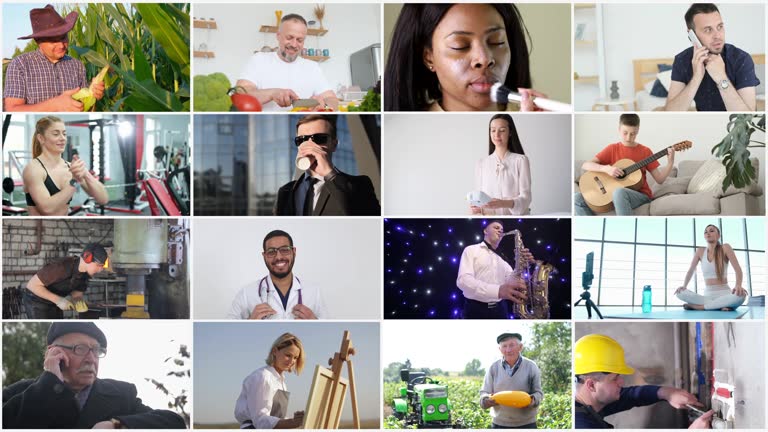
[4,49,87,105]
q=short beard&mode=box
[279,50,299,62]
[267,259,294,279]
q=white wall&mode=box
[193,218,381,319]
[192,3,381,89]
[574,113,766,191]
[383,113,572,215]
[575,3,765,110]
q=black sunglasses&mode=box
[294,133,331,146]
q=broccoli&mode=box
[193,73,233,112]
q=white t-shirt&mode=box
[234,366,286,429]
[239,52,332,111]
[226,274,327,319]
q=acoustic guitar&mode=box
[578,140,693,213]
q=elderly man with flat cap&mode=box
[2,322,186,429]
[4,4,105,112]
[479,333,543,429]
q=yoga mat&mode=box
[604,307,749,320]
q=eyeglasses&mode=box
[53,344,107,358]
[264,246,293,258]
[294,133,331,146]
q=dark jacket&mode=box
[3,371,186,429]
[274,170,380,216]
[575,385,660,429]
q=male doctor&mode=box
[227,230,326,319]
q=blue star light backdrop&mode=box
[384,218,571,319]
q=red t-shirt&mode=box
[595,142,660,199]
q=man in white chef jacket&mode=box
[227,230,326,319]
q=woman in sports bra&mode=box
[22,116,108,216]
[675,224,748,311]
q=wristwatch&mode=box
[719,79,730,90]
[69,179,79,190]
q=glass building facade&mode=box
[573,217,766,306]
[194,115,362,215]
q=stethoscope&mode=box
[258,276,303,307]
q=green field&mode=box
[383,376,571,429]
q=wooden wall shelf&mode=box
[193,19,217,30]
[193,51,216,59]
[259,25,328,36]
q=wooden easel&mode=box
[324,330,360,429]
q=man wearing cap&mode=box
[479,333,543,429]
[574,334,714,429]
[23,244,109,319]
[4,4,105,112]
[2,322,186,429]
[456,221,534,319]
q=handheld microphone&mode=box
[490,83,572,112]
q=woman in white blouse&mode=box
[470,114,532,215]
[234,333,306,429]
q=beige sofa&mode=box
[573,158,764,215]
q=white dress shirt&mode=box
[234,366,286,429]
[474,152,532,215]
[456,242,514,303]
[227,275,327,319]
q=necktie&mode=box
[303,177,319,216]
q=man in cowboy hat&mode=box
[2,322,186,429]
[3,4,105,112]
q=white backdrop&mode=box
[574,113,766,191]
[382,113,572,215]
[192,218,381,319]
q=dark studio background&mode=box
[384,218,571,319]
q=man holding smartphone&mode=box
[665,3,760,111]
[3,323,186,429]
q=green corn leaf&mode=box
[133,3,190,70]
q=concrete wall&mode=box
[711,321,765,428]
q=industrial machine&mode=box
[110,219,189,318]
[392,369,459,429]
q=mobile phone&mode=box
[687,29,703,49]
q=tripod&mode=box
[574,253,603,319]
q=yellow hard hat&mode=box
[574,334,635,375]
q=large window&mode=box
[574,218,765,306]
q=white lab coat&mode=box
[227,275,327,319]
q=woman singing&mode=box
[22,116,108,215]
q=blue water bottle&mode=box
[642,285,652,313]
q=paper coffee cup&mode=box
[296,156,312,171]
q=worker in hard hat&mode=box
[479,332,543,428]
[574,334,714,429]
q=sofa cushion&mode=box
[653,176,692,198]
[687,158,761,197]
[650,193,720,215]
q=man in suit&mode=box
[3,322,186,429]
[274,114,380,216]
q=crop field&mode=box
[383,376,571,429]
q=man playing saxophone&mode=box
[456,220,534,319]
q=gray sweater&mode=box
[479,356,543,427]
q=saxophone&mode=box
[507,230,557,319]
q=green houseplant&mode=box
[711,113,765,192]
